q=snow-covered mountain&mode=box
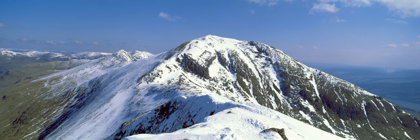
[0,35,419,140]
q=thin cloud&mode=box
[46,40,57,45]
[89,41,99,46]
[57,41,65,44]
[158,12,178,21]
[401,43,410,47]
[336,0,372,7]
[387,42,420,48]
[19,38,28,41]
[42,39,99,46]
[311,3,339,13]
[387,44,398,48]
[417,36,420,39]
[248,0,280,6]
[315,0,420,17]
[0,22,5,27]
[375,0,420,17]
[335,18,346,23]
[250,9,256,15]
[386,18,408,24]
[414,42,420,47]
[246,0,420,17]
[10,38,101,48]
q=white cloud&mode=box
[158,12,178,21]
[375,0,420,17]
[0,22,5,27]
[316,0,420,17]
[311,3,339,13]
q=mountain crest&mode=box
[114,49,153,62]
[5,36,417,140]
[138,35,420,139]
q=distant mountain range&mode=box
[310,64,420,113]
[0,35,419,140]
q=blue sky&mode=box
[0,0,419,69]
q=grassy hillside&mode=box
[0,60,79,140]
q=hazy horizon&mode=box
[1,0,419,69]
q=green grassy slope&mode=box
[0,61,79,140]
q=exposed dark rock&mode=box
[112,95,239,140]
[262,128,288,140]
[177,54,210,79]
[12,111,27,125]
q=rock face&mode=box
[134,35,420,139]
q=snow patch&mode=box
[404,132,413,140]
[125,97,345,140]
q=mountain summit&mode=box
[0,35,418,140]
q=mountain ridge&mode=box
[131,35,419,139]
[0,35,419,140]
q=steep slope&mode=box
[0,60,82,140]
[0,49,149,140]
[0,59,83,139]
[122,94,344,140]
[37,50,159,140]
[7,35,419,140]
[33,48,344,140]
[119,35,419,139]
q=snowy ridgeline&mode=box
[0,48,153,60]
[29,35,418,140]
[0,48,112,59]
[31,42,343,140]
[122,94,344,140]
